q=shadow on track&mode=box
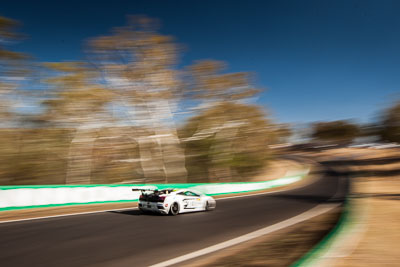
[108,209,164,216]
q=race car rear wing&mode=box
[131,187,175,194]
[131,186,158,192]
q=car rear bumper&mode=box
[139,201,169,214]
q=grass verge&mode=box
[182,207,342,267]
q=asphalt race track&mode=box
[0,160,348,267]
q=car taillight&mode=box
[158,196,166,202]
[139,195,145,200]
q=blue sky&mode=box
[2,0,400,124]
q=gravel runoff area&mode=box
[0,158,309,223]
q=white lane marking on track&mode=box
[150,203,340,267]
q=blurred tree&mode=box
[180,102,274,182]
[311,120,361,144]
[379,101,400,143]
[87,16,187,183]
[0,16,29,122]
[0,128,73,185]
[41,62,112,126]
[0,15,281,185]
[180,60,273,182]
[187,60,260,106]
[0,16,41,185]
[269,123,292,145]
[41,62,113,183]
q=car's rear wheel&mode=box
[205,201,211,211]
[169,202,180,216]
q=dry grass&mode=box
[181,208,342,267]
[302,147,400,267]
[251,159,306,182]
[334,179,400,267]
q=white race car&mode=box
[133,188,216,215]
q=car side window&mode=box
[185,191,200,197]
